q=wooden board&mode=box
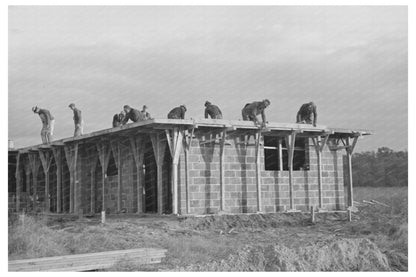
[9,248,167,272]
[14,118,373,153]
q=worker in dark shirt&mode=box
[241,99,270,126]
[204,101,223,119]
[296,102,317,127]
[167,105,187,119]
[68,103,83,137]
[32,106,55,144]
[112,111,125,127]
[122,105,145,124]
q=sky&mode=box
[8,6,408,152]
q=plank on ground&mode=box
[9,248,167,272]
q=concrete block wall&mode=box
[179,135,345,215]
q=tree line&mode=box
[343,147,408,187]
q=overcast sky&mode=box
[8,6,407,152]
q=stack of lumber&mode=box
[9,248,167,271]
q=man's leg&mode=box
[48,120,55,142]
[40,129,47,144]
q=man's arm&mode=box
[204,109,209,119]
[261,109,267,125]
[121,113,129,124]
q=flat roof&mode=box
[13,118,373,153]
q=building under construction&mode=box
[8,119,372,215]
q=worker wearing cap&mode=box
[141,105,152,120]
[167,105,187,119]
[122,105,145,124]
[241,99,271,126]
[32,106,55,144]
[68,103,83,137]
[204,101,223,119]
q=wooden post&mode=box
[255,129,262,212]
[165,128,183,215]
[346,137,354,208]
[130,136,145,213]
[24,162,31,211]
[52,147,62,213]
[219,129,226,212]
[39,150,53,213]
[110,140,123,212]
[278,138,283,171]
[96,142,111,212]
[285,131,297,211]
[151,133,166,215]
[86,148,98,214]
[64,144,79,213]
[311,206,315,223]
[15,153,21,212]
[28,153,40,212]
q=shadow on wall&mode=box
[234,135,248,213]
[200,133,215,214]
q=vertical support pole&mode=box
[15,153,21,212]
[151,133,166,215]
[219,129,226,212]
[174,129,183,215]
[28,153,40,212]
[255,129,262,212]
[24,163,31,211]
[278,138,283,171]
[39,150,53,213]
[86,148,98,214]
[64,144,79,213]
[52,147,62,213]
[90,167,96,213]
[315,137,324,209]
[346,137,354,208]
[311,206,315,223]
[96,142,111,212]
[110,140,123,212]
[285,131,297,211]
[130,136,145,213]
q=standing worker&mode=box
[204,101,223,119]
[241,99,271,127]
[122,105,145,124]
[68,103,83,137]
[32,106,55,144]
[167,105,187,119]
[141,105,152,120]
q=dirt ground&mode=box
[8,187,408,271]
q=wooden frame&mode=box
[165,128,184,215]
[64,143,79,213]
[51,147,63,213]
[38,150,53,212]
[129,136,146,213]
[96,141,111,212]
[150,133,166,215]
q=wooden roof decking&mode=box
[14,118,373,153]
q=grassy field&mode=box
[8,186,407,271]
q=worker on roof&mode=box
[112,110,125,127]
[168,105,187,119]
[141,105,152,120]
[122,105,145,124]
[204,101,223,119]
[68,103,83,137]
[241,99,270,126]
[296,102,317,127]
[32,106,55,144]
